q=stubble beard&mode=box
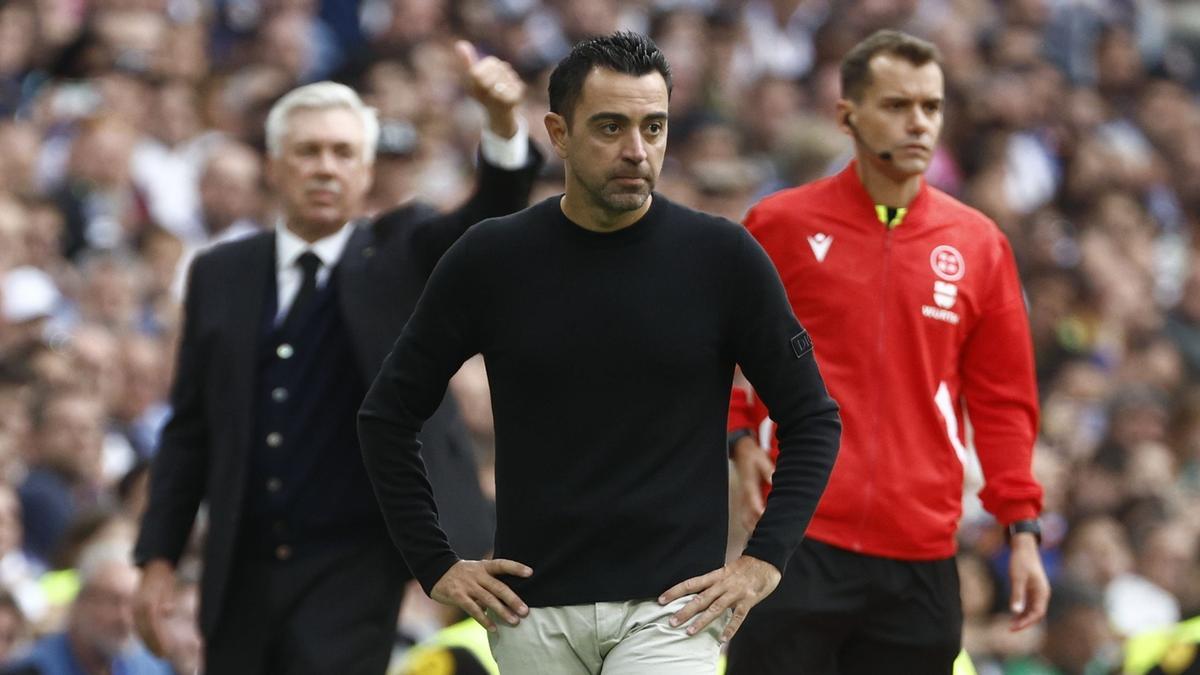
[588,175,653,215]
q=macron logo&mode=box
[807,233,833,262]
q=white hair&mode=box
[76,539,135,588]
[264,81,380,164]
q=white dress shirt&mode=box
[273,221,355,324]
[478,117,529,169]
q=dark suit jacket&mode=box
[134,148,541,636]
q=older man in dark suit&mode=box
[132,42,541,674]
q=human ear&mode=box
[543,112,570,160]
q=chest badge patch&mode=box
[923,280,962,324]
[933,281,957,309]
[930,245,965,281]
[807,233,833,262]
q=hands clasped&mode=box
[431,558,533,632]
[658,554,781,643]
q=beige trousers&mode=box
[487,595,726,675]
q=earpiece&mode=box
[843,113,893,162]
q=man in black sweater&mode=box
[359,32,841,674]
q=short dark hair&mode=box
[548,31,672,124]
[840,30,942,102]
[1046,576,1104,626]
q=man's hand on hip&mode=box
[658,554,781,643]
[431,559,533,632]
[1008,532,1050,631]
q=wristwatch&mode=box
[727,428,754,456]
[1006,518,1042,545]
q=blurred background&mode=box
[0,0,1198,673]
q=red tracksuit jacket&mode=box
[731,162,1043,560]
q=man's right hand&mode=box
[732,434,773,532]
[454,41,525,139]
[431,559,533,632]
[134,559,175,655]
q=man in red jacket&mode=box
[725,29,1049,674]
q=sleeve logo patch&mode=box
[790,331,813,359]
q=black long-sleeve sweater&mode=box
[358,193,840,607]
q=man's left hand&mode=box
[455,40,525,138]
[658,554,781,643]
[1008,532,1050,631]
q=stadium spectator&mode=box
[1002,578,1116,675]
[2,542,170,675]
[0,591,26,665]
[18,390,107,566]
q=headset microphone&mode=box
[844,114,893,162]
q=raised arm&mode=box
[408,41,543,269]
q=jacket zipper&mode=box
[853,227,892,549]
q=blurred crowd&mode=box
[0,0,1197,673]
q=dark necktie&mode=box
[283,251,321,332]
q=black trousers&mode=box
[204,539,407,675]
[726,538,962,675]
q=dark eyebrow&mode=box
[588,112,629,125]
[587,111,669,124]
[880,95,943,105]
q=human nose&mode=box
[908,107,933,136]
[621,129,648,164]
[315,148,339,175]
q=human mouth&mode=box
[611,173,649,185]
[306,185,341,203]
